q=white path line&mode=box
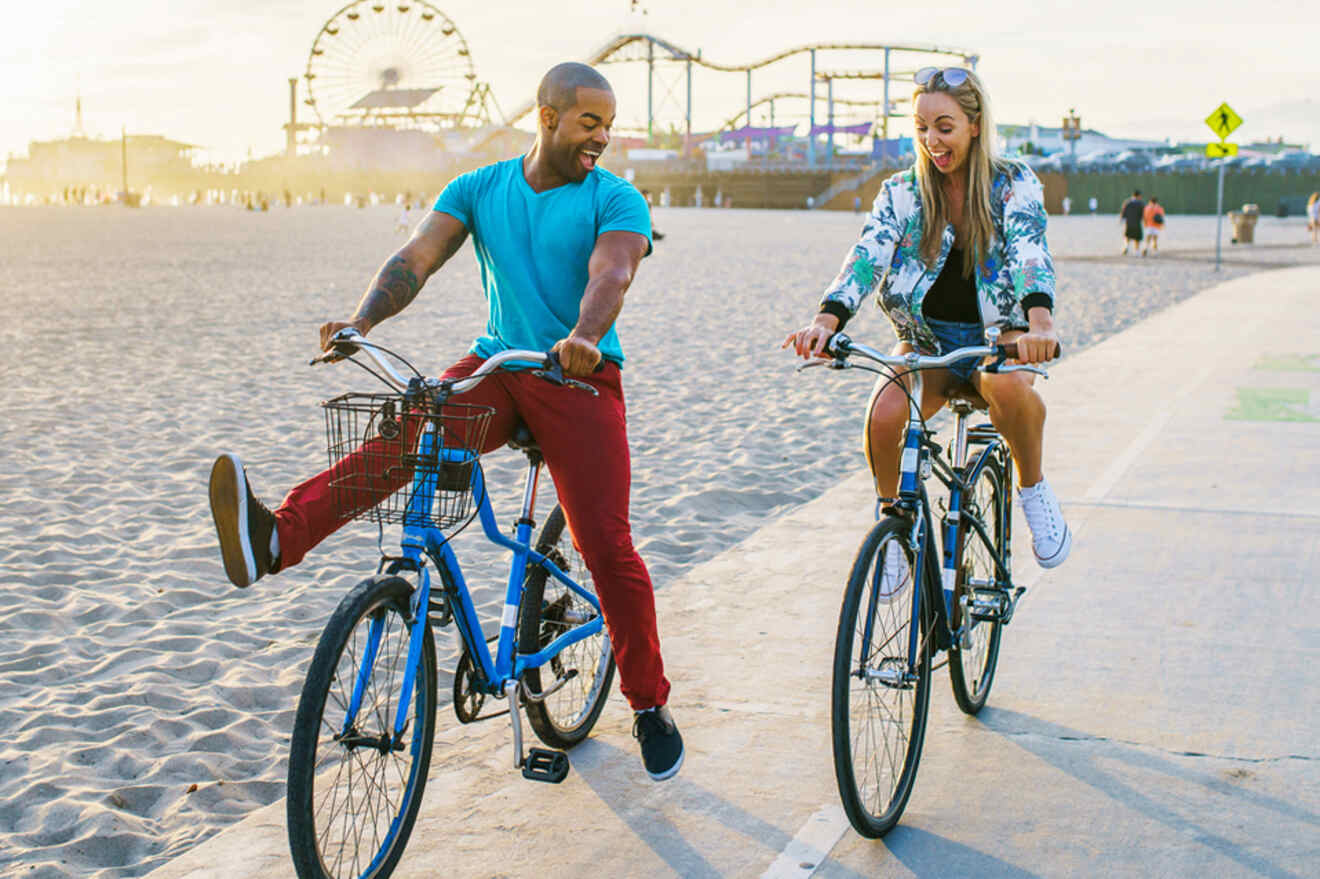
[761,804,850,879]
[1018,360,1217,595]
[1081,360,1216,502]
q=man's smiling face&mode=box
[544,86,615,183]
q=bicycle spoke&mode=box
[519,506,616,748]
[950,457,1005,715]
[290,578,436,879]
[834,520,930,835]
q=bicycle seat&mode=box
[946,382,990,412]
[506,421,540,453]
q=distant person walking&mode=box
[1119,189,1145,255]
[640,188,665,241]
[1308,192,1319,245]
[1088,196,1098,216]
[1141,196,1166,256]
[1061,195,1072,215]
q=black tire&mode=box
[949,456,1006,715]
[518,505,616,748]
[831,517,933,838]
[287,575,436,879]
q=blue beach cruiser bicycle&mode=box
[285,330,614,879]
[800,327,1056,838]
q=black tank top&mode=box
[922,247,980,322]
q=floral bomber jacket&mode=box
[820,162,1055,353]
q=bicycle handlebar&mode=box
[822,331,1061,376]
[311,328,595,397]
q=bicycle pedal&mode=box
[521,747,569,783]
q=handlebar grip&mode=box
[999,341,1062,361]
[310,327,365,365]
[824,331,852,358]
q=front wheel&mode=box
[287,575,437,879]
[518,504,616,748]
[831,516,933,838]
[949,456,1006,715]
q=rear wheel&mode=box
[518,505,616,748]
[949,456,1006,715]
[287,575,436,879]
[831,517,933,838]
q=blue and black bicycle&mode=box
[800,328,1055,837]
[285,330,613,879]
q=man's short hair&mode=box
[1133,190,1142,196]
[537,63,612,112]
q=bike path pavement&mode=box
[149,266,1320,879]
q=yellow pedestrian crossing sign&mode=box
[1205,103,1242,140]
[1206,142,1239,158]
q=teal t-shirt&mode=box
[433,158,652,366]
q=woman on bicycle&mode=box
[784,66,1071,568]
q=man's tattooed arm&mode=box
[320,211,467,347]
[350,255,423,333]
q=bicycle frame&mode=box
[339,438,605,742]
[865,370,1016,681]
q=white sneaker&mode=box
[1019,478,1072,568]
[877,539,910,602]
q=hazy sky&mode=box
[3,0,1316,164]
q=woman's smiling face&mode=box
[914,91,979,177]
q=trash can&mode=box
[1229,203,1259,244]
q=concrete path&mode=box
[149,267,1320,879]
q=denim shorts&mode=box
[924,318,985,384]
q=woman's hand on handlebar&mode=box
[1011,328,1060,365]
[782,313,840,360]
[1012,308,1061,365]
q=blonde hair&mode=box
[912,68,1011,277]
[1309,192,1319,208]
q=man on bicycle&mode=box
[207,62,683,781]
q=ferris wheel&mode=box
[304,1,479,126]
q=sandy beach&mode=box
[1,203,1316,878]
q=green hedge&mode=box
[1043,170,1320,216]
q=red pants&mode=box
[274,354,671,711]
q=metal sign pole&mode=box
[1203,101,1242,273]
[1215,159,1225,271]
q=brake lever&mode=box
[531,350,600,395]
[563,377,600,397]
[795,358,848,373]
[998,363,1049,378]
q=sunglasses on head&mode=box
[914,67,970,88]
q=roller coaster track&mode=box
[720,91,912,131]
[499,32,974,126]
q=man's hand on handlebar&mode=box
[782,312,840,360]
[551,334,603,377]
[319,318,371,353]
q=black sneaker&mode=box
[209,453,278,588]
[633,706,684,781]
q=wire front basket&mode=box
[322,393,493,529]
